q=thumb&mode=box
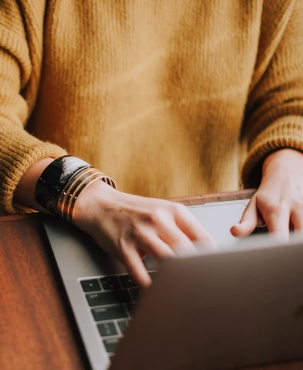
[230,196,259,237]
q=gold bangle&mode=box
[57,168,98,216]
[57,167,116,223]
[65,172,104,223]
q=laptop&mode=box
[43,199,303,370]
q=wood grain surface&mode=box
[0,213,91,370]
[0,190,302,370]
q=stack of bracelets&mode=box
[34,155,116,223]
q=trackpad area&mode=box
[187,202,247,248]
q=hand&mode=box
[73,181,216,288]
[231,149,303,240]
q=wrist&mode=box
[33,155,116,222]
[262,148,303,175]
[13,158,55,212]
[72,179,119,227]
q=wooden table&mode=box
[0,190,303,370]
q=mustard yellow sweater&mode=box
[1,0,303,214]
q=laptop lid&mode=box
[110,234,303,370]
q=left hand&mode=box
[231,148,303,240]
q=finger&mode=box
[137,231,176,259]
[156,212,208,254]
[290,209,303,233]
[122,246,152,289]
[231,196,258,237]
[262,204,289,240]
[162,227,199,256]
[173,204,217,249]
[150,221,198,256]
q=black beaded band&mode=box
[34,155,116,217]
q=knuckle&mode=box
[149,208,167,225]
[258,197,287,214]
[171,202,187,215]
[147,202,186,225]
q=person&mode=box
[1,0,303,288]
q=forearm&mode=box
[240,0,303,189]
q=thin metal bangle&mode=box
[64,172,101,221]
[64,174,115,223]
[57,167,97,216]
[59,168,116,219]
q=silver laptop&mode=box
[43,199,303,370]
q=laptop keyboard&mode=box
[80,273,155,355]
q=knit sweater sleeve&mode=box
[241,0,303,188]
[0,1,66,215]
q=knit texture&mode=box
[1,0,303,214]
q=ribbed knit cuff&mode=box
[241,116,303,188]
[0,124,67,214]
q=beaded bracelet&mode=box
[35,155,116,222]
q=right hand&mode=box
[13,158,216,289]
[72,180,216,288]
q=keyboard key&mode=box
[100,276,121,290]
[103,337,120,353]
[129,287,142,302]
[97,322,118,337]
[117,319,129,334]
[92,305,128,321]
[119,275,137,288]
[80,279,102,292]
[86,290,132,307]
